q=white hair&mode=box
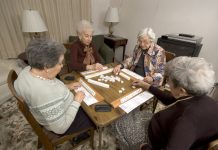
[137,27,156,41]
[77,20,93,34]
[165,56,215,96]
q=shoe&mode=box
[71,132,90,145]
[140,143,151,150]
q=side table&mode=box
[104,35,128,61]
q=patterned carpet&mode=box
[0,98,117,150]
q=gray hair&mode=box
[137,27,155,41]
[165,56,215,96]
[77,20,93,34]
[25,38,66,70]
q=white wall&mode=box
[91,0,110,35]
[92,0,218,82]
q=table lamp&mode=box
[22,10,48,39]
[105,7,119,37]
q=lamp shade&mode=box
[22,10,48,33]
[105,7,119,23]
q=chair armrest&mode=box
[99,44,114,64]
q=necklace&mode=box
[30,70,49,80]
[34,75,48,80]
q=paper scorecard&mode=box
[119,91,154,113]
[75,87,98,106]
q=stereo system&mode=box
[157,34,203,57]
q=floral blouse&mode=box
[122,43,166,86]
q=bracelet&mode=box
[120,64,124,69]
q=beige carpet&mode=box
[0,98,117,150]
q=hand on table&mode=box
[144,76,153,84]
[74,91,85,103]
[113,64,122,75]
[86,63,103,71]
[95,63,103,71]
[66,82,81,90]
[132,79,151,90]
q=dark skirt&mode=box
[62,107,95,135]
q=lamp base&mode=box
[107,34,116,38]
[108,22,116,37]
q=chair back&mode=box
[208,83,218,101]
[7,70,53,147]
[165,50,176,62]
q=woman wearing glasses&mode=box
[14,38,94,135]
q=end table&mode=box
[104,35,128,61]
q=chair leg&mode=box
[90,128,95,150]
[43,143,55,150]
[152,98,158,113]
[38,137,55,150]
[37,137,42,149]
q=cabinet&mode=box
[157,34,203,57]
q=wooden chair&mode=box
[7,70,94,150]
[165,50,176,62]
[152,50,176,113]
[207,84,218,150]
[208,83,218,102]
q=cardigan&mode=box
[148,86,218,150]
[70,40,101,71]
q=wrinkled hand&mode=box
[86,63,103,71]
[144,76,153,84]
[113,64,121,75]
[67,82,81,90]
[132,79,151,90]
[74,91,85,103]
[95,63,103,71]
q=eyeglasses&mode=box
[57,60,64,66]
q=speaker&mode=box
[157,34,203,57]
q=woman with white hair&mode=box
[70,20,103,71]
[111,28,165,150]
[133,56,218,149]
[113,27,165,87]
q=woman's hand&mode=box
[74,91,85,103]
[86,63,103,71]
[66,82,81,90]
[95,63,103,70]
[144,76,153,84]
[132,79,151,90]
[113,64,122,75]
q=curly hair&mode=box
[165,56,215,96]
[25,38,66,70]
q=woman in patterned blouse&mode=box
[113,28,166,87]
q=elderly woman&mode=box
[14,38,94,135]
[70,20,103,71]
[111,28,165,150]
[113,27,165,87]
[133,56,218,149]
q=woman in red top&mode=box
[70,20,103,71]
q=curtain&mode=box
[0,0,91,58]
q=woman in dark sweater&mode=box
[133,56,218,150]
[70,20,103,71]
